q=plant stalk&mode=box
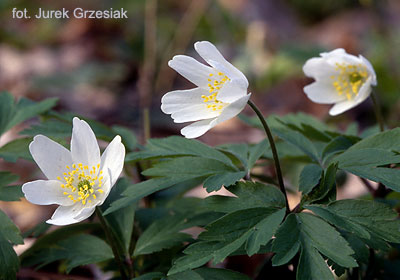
[95,207,129,280]
[247,100,290,213]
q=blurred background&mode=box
[1,0,400,276]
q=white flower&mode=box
[161,41,251,138]
[22,117,125,226]
[303,48,377,116]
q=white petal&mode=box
[181,118,217,139]
[161,88,205,114]
[22,180,74,206]
[29,135,72,180]
[168,55,216,88]
[71,117,100,168]
[47,204,85,225]
[214,94,251,124]
[194,41,248,89]
[171,104,221,123]
[359,55,377,86]
[100,135,125,187]
[329,100,359,116]
[216,79,248,103]
[329,77,373,116]
[304,81,347,104]
[161,88,221,122]
[320,48,346,58]
[302,57,337,80]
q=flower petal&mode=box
[100,135,125,188]
[161,88,221,122]
[168,55,216,88]
[161,88,204,114]
[215,79,248,103]
[29,135,73,180]
[302,57,337,80]
[181,118,217,139]
[359,55,377,86]
[329,77,372,116]
[214,94,251,125]
[194,41,248,89]
[22,180,74,206]
[47,204,85,225]
[71,117,100,168]
[304,81,347,104]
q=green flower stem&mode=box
[247,100,290,213]
[95,207,129,280]
[370,91,384,132]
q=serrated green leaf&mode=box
[134,214,193,256]
[112,125,138,151]
[0,172,22,201]
[133,272,165,280]
[0,92,57,136]
[272,213,357,273]
[168,241,225,275]
[348,127,400,151]
[322,135,359,163]
[169,268,251,280]
[306,199,400,244]
[102,178,136,253]
[245,208,286,255]
[336,148,400,169]
[203,171,246,192]
[20,119,72,139]
[127,136,234,167]
[297,240,334,280]
[247,139,268,170]
[0,209,23,280]
[229,181,286,209]
[299,164,323,194]
[0,138,32,162]
[21,223,100,265]
[302,163,337,204]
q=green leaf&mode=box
[112,125,138,151]
[336,149,400,169]
[169,268,251,280]
[247,139,269,170]
[245,208,286,255]
[0,138,32,162]
[22,233,113,273]
[302,163,337,204]
[133,272,165,280]
[134,213,193,256]
[272,213,357,274]
[59,234,114,272]
[21,223,100,265]
[0,209,23,280]
[201,181,286,214]
[127,136,234,168]
[102,178,136,253]
[297,240,335,280]
[0,172,22,201]
[170,207,285,274]
[299,164,323,194]
[104,178,198,215]
[306,199,400,244]
[0,92,57,136]
[272,125,320,163]
[168,241,225,275]
[20,119,72,139]
[203,171,246,192]
[322,135,359,163]
[348,127,400,151]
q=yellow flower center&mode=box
[201,72,230,112]
[57,163,104,205]
[331,63,369,100]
